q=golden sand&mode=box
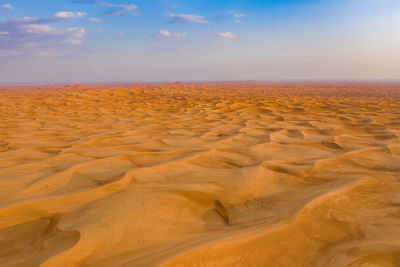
[0,83,399,266]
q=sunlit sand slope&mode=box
[0,83,399,266]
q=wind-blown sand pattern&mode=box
[0,82,400,267]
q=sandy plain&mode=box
[0,82,399,267]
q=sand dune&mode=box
[0,82,399,266]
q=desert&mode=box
[0,82,399,266]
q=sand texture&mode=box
[0,82,400,266]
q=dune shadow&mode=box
[0,213,80,267]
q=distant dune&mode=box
[0,83,399,266]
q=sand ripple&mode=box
[0,83,399,266]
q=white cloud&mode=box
[167,14,208,23]
[0,16,87,57]
[218,32,238,41]
[158,29,186,38]
[2,4,13,10]
[54,11,87,18]
[89,17,101,22]
[159,29,171,37]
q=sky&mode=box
[0,0,399,83]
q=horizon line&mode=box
[1,79,400,86]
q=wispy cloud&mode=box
[24,24,56,34]
[23,24,86,45]
[72,0,139,16]
[227,11,247,24]
[102,2,138,16]
[89,17,101,22]
[54,11,87,18]
[234,14,246,19]
[2,3,14,10]
[167,14,207,23]
[234,14,245,24]
[157,29,186,38]
[218,32,238,41]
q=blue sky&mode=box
[0,0,399,83]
